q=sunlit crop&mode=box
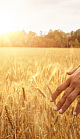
[0,47,80,139]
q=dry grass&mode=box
[0,47,80,139]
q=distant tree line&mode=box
[0,29,80,48]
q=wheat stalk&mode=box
[5,104,15,130]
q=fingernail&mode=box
[73,112,77,116]
[66,70,70,73]
[59,109,63,113]
[54,106,57,111]
[50,97,53,102]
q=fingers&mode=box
[59,88,80,114]
[73,98,80,116]
[50,77,71,102]
[54,85,74,111]
[66,64,80,75]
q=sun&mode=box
[0,13,14,35]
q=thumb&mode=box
[66,70,74,75]
[66,65,80,75]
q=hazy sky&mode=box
[0,0,80,35]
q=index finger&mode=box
[50,77,71,102]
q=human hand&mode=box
[50,65,80,116]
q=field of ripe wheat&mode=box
[0,47,80,139]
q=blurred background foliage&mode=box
[0,29,80,48]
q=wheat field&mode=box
[0,47,80,139]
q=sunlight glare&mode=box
[0,13,14,35]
